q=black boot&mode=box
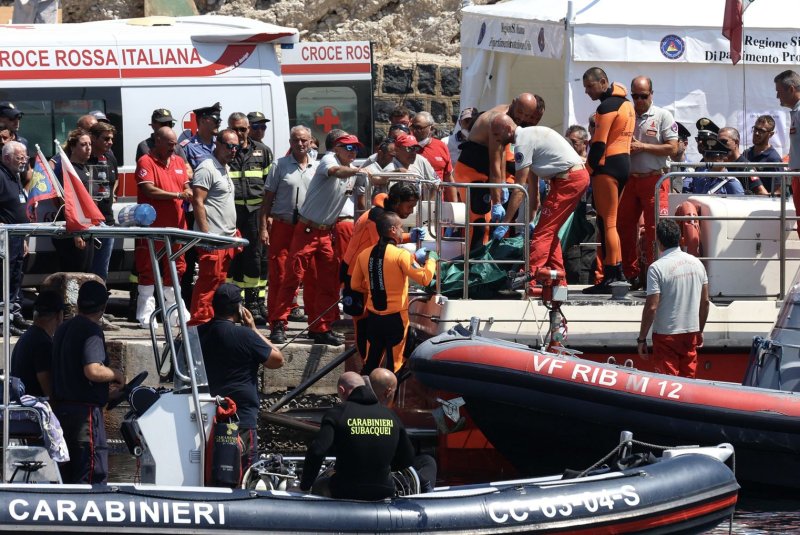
[582,263,624,295]
[244,288,267,325]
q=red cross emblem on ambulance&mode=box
[315,106,341,133]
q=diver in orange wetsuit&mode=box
[351,212,436,373]
[341,183,421,360]
[581,67,635,294]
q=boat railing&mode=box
[655,163,800,300]
[366,174,530,299]
[0,223,248,484]
[432,182,529,298]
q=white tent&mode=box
[460,0,800,158]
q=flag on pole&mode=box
[57,145,104,231]
[26,150,61,222]
[722,0,744,65]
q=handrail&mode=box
[436,182,530,298]
[361,174,529,299]
[0,223,247,486]
[1,228,9,483]
[654,168,800,301]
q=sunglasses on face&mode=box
[752,126,773,135]
[223,142,240,151]
[401,146,418,153]
[631,93,650,100]
[232,127,249,133]
[390,124,410,134]
[337,144,358,152]
[250,124,267,130]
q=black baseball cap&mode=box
[247,111,270,124]
[33,290,64,316]
[77,280,109,313]
[0,102,22,120]
[212,283,242,314]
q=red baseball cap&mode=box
[393,133,421,148]
[333,134,364,148]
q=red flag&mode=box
[722,0,743,65]
[57,146,104,231]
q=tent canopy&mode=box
[461,0,800,157]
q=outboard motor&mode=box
[743,276,800,391]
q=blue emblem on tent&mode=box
[478,22,486,45]
[660,35,685,60]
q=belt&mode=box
[272,215,294,225]
[298,216,333,231]
[551,163,586,180]
[629,169,667,178]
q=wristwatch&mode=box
[637,338,646,344]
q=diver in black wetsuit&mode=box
[300,372,415,500]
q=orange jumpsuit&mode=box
[586,82,635,267]
[341,193,410,358]
[351,240,435,373]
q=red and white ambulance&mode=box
[0,16,374,286]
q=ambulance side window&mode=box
[285,81,373,157]
[0,88,122,161]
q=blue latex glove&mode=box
[501,187,510,204]
[527,221,536,235]
[414,248,428,264]
[492,225,509,241]
[490,203,505,222]
[409,227,427,242]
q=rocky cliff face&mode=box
[56,0,495,61]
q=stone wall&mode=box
[374,57,462,138]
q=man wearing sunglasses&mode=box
[744,115,783,194]
[389,133,437,186]
[247,111,270,144]
[272,133,371,346]
[617,76,679,291]
[226,112,274,326]
[719,127,768,195]
[189,128,241,326]
[184,102,222,171]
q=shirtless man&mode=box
[454,93,538,248]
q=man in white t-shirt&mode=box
[189,128,240,326]
[637,219,709,378]
[491,114,589,294]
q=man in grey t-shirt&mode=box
[637,219,709,378]
[189,128,240,325]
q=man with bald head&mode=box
[491,115,589,294]
[454,93,538,248]
[300,371,414,500]
[134,126,193,328]
[581,67,635,294]
[618,76,679,290]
